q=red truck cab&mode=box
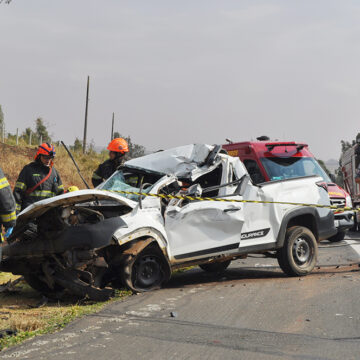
[223,138,353,242]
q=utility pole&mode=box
[83,75,90,154]
[16,128,18,145]
[111,112,114,141]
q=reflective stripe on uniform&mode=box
[0,211,16,223]
[92,173,102,180]
[0,177,10,190]
[15,181,27,190]
[28,190,55,198]
[16,203,21,211]
[58,184,64,189]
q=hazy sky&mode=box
[0,0,359,160]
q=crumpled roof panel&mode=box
[125,144,215,179]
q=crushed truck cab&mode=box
[0,144,336,299]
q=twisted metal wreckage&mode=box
[0,144,335,300]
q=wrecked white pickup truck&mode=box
[0,144,336,300]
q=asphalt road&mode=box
[1,233,360,360]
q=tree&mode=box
[21,127,32,144]
[0,105,4,132]
[341,140,352,153]
[112,132,145,159]
[335,168,344,187]
[35,117,50,143]
[317,159,331,175]
[73,137,82,152]
[356,132,360,144]
[126,136,146,159]
[87,139,96,155]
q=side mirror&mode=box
[235,174,250,196]
[329,174,336,183]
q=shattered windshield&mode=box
[98,169,161,202]
[261,157,331,182]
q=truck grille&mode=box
[330,198,346,208]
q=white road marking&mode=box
[345,240,360,257]
[125,310,150,317]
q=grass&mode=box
[0,141,107,190]
[0,142,127,350]
[0,272,131,351]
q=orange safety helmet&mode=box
[35,143,56,160]
[107,138,129,154]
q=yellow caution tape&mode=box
[107,190,355,213]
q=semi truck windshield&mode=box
[261,157,331,182]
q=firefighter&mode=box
[92,138,129,187]
[13,143,64,213]
[0,167,16,241]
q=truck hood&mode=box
[327,183,347,198]
[16,189,137,226]
[125,144,217,181]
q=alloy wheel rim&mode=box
[135,255,162,288]
[292,237,311,265]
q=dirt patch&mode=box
[0,143,35,187]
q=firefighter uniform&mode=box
[92,158,125,187]
[0,167,16,230]
[92,138,129,187]
[13,161,64,212]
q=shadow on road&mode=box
[166,264,360,290]
[345,231,360,240]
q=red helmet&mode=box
[107,138,129,154]
[35,143,56,160]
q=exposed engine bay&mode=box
[0,201,134,300]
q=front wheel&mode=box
[121,244,170,292]
[277,226,318,276]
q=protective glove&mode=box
[4,227,13,238]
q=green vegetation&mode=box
[113,131,146,158]
[0,273,131,351]
[317,159,331,175]
[0,105,4,132]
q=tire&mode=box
[350,213,358,232]
[121,244,170,292]
[277,226,318,276]
[328,231,346,243]
[199,260,231,273]
[23,274,64,298]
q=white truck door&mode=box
[164,200,244,261]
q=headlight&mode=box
[345,194,352,208]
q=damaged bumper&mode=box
[0,217,127,261]
[334,211,354,232]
